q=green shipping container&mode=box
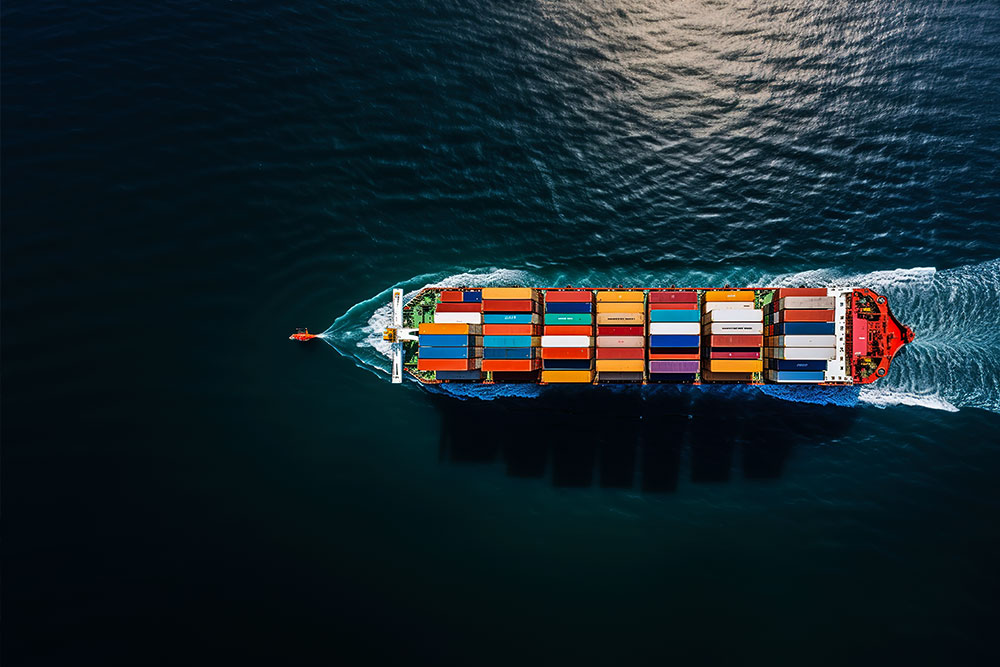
[544,313,593,325]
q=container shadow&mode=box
[433,386,855,492]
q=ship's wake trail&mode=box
[318,260,1000,413]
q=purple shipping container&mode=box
[649,360,700,374]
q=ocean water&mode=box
[3,1,1000,665]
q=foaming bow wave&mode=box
[319,260,999,412]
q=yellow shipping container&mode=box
[418,322,479,335]
[704,290,755,302]
[481,287,535,300]
[709,359,763,373]
[596,291,645,303]
[596,301,644,313]
[597,312,645,325]
[541,370,594,383]
[596,359,645,372]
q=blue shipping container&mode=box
[772,370,826,382]
[649,334,700,348]
[772,359,828,371]
[484,313,535,324]
[419,347,473,359]
[483,335,534,347]
[435,370,482,380]
[774,322,835,335]
[418,334,475,347]
[542,359,592,370]
[462,291,482,303]
[545,302,592,314]
[483,347,533,360]
[649,310,700,323]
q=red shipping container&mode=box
[417,358,474,371]
[598,326,644,336]
[782,309,835,322]
[435,302,482,312]
[440,290,465,302]
[540,347,591,360]
[649,353,700,360]
[544,290,593,303]
[543,325,592,336]
[774,288,827,299]
[710,350,761,359]
[483,324,539,335]
[648,303,698,310]
[708,335,763,347]
[483,299,537,312]
[649,291,698,303]
[482,359,540,372]
[596,348,644,360]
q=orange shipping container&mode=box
[418,322,481,335]
[482,287,535,300]
[705,290,755,302]
[417,358,481,372]
[596,301,644,313]
[709,359,762,373]
[543,325,592,336]
[541,347,592,360]
[596,291,644,303]
[482,359,541,372]
[595,359,644,372]
[542,370,594,383]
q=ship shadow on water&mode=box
[433,387,856,492]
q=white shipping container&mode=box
[433,312,483,324]
[703,302,754,312]
[648,322,700,335]
[775,335,837,347]
[772,347,837,360]
[705,309,763,323]
[541,335,593,348]
[779,296,836,310]
[702,322,764,335]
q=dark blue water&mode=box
[4,1,1000,665]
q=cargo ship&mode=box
[302,286,914,386]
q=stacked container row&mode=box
[700,291,763,382]
[417,289,483,380]
[480,287,542,375]
[647,290,700,382]
[595,291,645,381]
[540,290,595,383]
[763,289,836,383]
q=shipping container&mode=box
[774,335,837,347]
[705,309,763,323]
[541,370,594,383]
[481,359,541,372]
[435,302,483,313]
[483,347,534,360]
[542,359,593,370]
[483,335,539,348]
[417,358,482,371]
[419,347,483,359]
[707,334,763,347]
[649,360,699,374]
[463,291,483,303]
[703,302,754,312]
[773,322,836,336]
[595,301,644,313]
[649,309,701,323]
[482,324,539,336]
[702,322,764,335]
[648,291,697,303]
[769,359,828,371]
[771,347,837,360]
[544,290,593,303]
[596,347,645,360]
[596,313,644,325]
[649,373,698,383]
[418,334,479,347]
[418,322,481,335]
[709,359,763,373]
[596,291,644,302]
[700,370,755,382]
[440,290,464,302]
[649,334,700,348]
[779,296,836,310]
[648,322,700,335]
[596,336,645,348]
[544,302,593,314]
[540,335,593,348]
[774,288,828,299]
[540,347,591,359]
[543,325,593,336]
[766,370,826,383]
[484,313,539,324]
[648,352,700,360]
[710,350,761,359]
[598,372,644,381]
[596,359,645,372]
[481,287,535,300]
[781,309,836,322]
[544,313,593,326]
[434,370,482,380]
[597,326,644,336]
[482,299,538,312]
[648,303,699,310]
[704,290,755,302]
[433,311,483,324]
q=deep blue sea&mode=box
[4,1,1000,665]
